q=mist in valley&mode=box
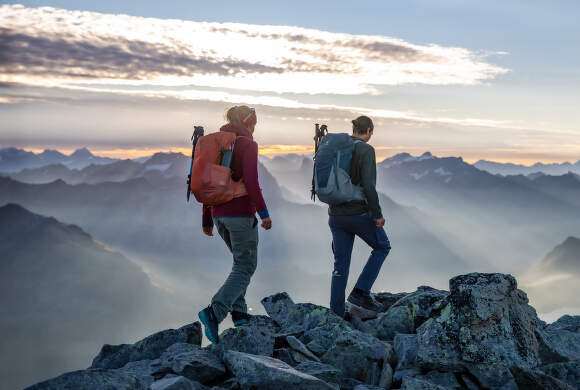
[1,150,580,388]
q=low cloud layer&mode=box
[0,5,507,95]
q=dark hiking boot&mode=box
[198,305,220,344]
[344,311,353,322]
[231,311,252,327]
[347,288,381,313]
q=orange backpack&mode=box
[190,132,248,206]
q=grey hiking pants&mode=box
[211,215,259,323]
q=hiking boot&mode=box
[198,305,220,344]
[347,288,381,312]
[231,311,252,327]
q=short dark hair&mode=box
[352,116,374,134]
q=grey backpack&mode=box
[312,133,366,205]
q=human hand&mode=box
[376,218,385,228]
[202,226,214,236]
[261,217,272,230]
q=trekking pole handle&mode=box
[187,125,205,202]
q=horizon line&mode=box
[2,145,579,167]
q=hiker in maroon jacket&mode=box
[198,105,272,344]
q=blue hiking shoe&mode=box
[231,311,252,327]
[198,305,220,344]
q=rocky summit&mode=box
[25,273,580,390]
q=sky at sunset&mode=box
[1,1,579,163]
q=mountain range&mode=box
[8,151,189,184]
[0,147,117,173]
[0,204,180,390]
[2,146,580,388]
[475,158,580,176]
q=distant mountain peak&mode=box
[70,147,94,158]
[537,236,580,274]
[0,203,33,218]
[561,236,580,248]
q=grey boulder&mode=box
[400,377,453,390]
[367,305,414,341]
[24,368,150,390]
[219,315,277,357]
[510,366,577,390]
[223,350,336,390]
[416,273,540,388]
[91,322,202,369]
[157,343,225,384]
[388,286,449,329]
[540,361,580,389]
[150,376,206,390]
[320,329,391,383]
[537,315,580,363]
[295,361,342,384]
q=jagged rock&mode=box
[510,366,576,390]
[378,359,393,389]
[320,329,391,383]
[24,368,151,390]
[219,378,241,390]
[261,292,295,326]
[223,350,336,390]
[540,361,580,389]
[389,286,449,329]
[393,368,422,385]
[394,334,418,372]
[295,361,342,384]
[460,375,479,390]
[368,305,415,341]
[414,371,461,389]
[536,315,580,363]
[306,341,326,356]
[400,376,452,390]
[120,359,162,381]
[302,322,353,350]
[340,378,364,390]
[150,376,206,390]
[290,348,315,364]
[352,385,384,390]
[349,315,376,334]
[219,315,277,356]
[273,348,296,366]
[274,302,346,334]
[156,343,226,384]
[392,336,421,385]
[287,335,321,362]
[91,323,202,369]
[415,273,540,389]
[373,291,409,313]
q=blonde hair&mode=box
[225,105,255,126]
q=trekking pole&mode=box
[313,123,328,154]
[186,125,205,202]
[311,123,328,201]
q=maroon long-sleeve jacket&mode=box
[202,123,268,227]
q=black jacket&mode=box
[328,137,383,219]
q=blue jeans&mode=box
[329,212,391,317]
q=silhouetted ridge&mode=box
[541,236,580,272]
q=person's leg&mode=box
[329,215,356,317]
[352,214,391,292]
[214,218,248,318]
[211,216,259,323]
[214,217,232,252]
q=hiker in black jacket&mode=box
[328,116,391,318]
